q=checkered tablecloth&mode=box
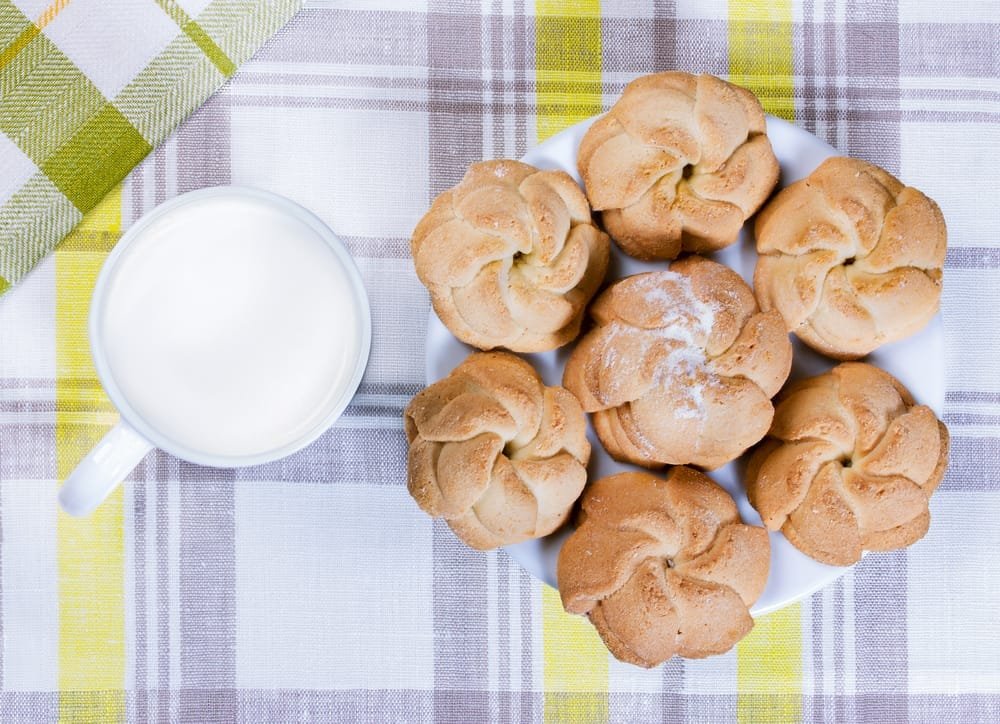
[1,1,998,722]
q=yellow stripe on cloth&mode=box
[730,1,802,721]
[536,2,608,722]
[0,24,39,71]
[535,0,603,143]
[542,586,609,723]
[0,0,70,72]
[728,0,796,121]
[736,605,804,722]
[56,185,126,723]
[156,0,237,77]
[0,0,70,71]
[36,0,72,30]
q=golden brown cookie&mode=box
[746,362,949,566]
[558,468,770,667]
[411,160,609,352]
[754,157,947,359]
[562,255,792,470]
[405,352,590,549]
[578,72,779,261]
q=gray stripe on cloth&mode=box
[947,247,1000,270]
[947,390,1000,404]
[601,10,661,77]
[940,436,1000,492]
[433,688,491,723]
[427,3,490,721]
[130,160,145,227]
[255,8,429,67]
[0,692,59,721]
[219,68,994,104]
[944,412,1000,426]
[157,456,172,721]
[900,87,1000,103]
[786,85,1000,104]
[1,690,997,722]
[233,427,407,485]
[609,685,683,723]
[154,144,167,206]
[834,578,847,723]
[122,169,144,232]
[341,403,407,418]
[758,693,1000,721]
[0,377,51,390]
[614,693,738,720]
[358,381,423,397]
[219,73,998,122]
[807,108,1000,123]
[490,1,504,161]
[674,20,727,76]
[496,550,511,722]
[908,693,1000,722]
[660,659,684,723]
[846,4,901,173]
[0,418,156,482]
[899,23,1000,78]
[0,381,875,483]
[0,400,53,413]
[822,0,838,149]
[219,92,1000,124]
[177,94,231,194]
[338,235,411,258]
[512,0,528,158]
[801,0,817,135]
[236,688,435,722]
[0,423,55,480]
[652,1,678,75]
[428,4,487,194]
[516,563,537,723]
[134,456,149,722]
[811,592,824,723]
[854,551,910,722]
[179,467,238,722]
[232,72,434,90]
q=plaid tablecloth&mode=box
[1,1,999,722]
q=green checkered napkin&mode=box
[0,0,300,296]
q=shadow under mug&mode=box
[58,186,372,516]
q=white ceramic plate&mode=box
[425,116,944,616]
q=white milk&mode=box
[99,193,362,458]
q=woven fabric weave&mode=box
[0,1,998,722]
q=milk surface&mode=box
[100,193,361,458]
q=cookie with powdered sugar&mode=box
[562,255,792,469]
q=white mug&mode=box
[59,187,372,516]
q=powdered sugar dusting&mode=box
[598,271,719,421]
[625,271,716,334]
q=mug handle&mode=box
[58,420,153,516]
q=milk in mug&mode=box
[98,192,363,457]
[59,188,371,517]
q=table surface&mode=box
[1,1,998,722]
